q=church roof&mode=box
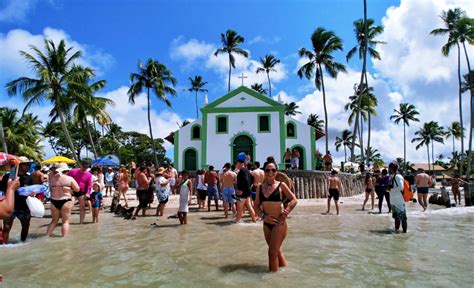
[202,86,284,111]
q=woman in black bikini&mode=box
[254,161,297,272]
[46,164,80,237]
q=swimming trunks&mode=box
[222,187,236,204]
[50,199,72,210]
[328,188,340,201]
[207,184,219,200]
[417,187,429,194]
[136,189,148,208]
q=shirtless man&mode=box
[415,168,432,211]
[250,161,264,203]
[220,163,237,218]
[326,170,343,215]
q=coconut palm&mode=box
[284,102,301,116]
[187,75,208,119]
[250,83,268,95]
[128,59,177,166]
[335,129,357,163]
[412,123,432,172]
[461,70,474,93]
[5,39,86,162]
[306,113,324,131]
[346,18,385,63]
[427,121,445,168]
[297,27,347,154]
[445,121,463,157]
[255,54,280,97]
[390,103,420,173]
[214,29,248,92]
[357,146,381,164]
[430,8,472,176]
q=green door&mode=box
[184,149,197,171]
[294,146,305,170]
[232,135,254,164]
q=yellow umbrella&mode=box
[42,155,76,165]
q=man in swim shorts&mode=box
[415,168,431,211]
[235,154,256,223]
[326,170,342,215]
[205,165,219,211]
[220,163,237,218]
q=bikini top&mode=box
[259,182,283,203]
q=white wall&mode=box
[206,111,281,168]
[178,119,202,171]
[216,92,271,108]
[285,117,313,170]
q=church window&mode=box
[258,114,270,133]
[191,125,201,140]
[287,122,296,138]
[216,115,228,133]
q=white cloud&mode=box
[0,0,37,23]
[0,27,114,82]
[170,37,216,68]
[248,35,281,45]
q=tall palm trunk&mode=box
[350,0,368,162]
[318,64,329,154]
[461,41,473,179]
[452,134,455,157]
[364,72,372,167]
[84,119,97,160]
[0,119,7,153]
[431,141,435,172]
[57,108,79,162]
[228,53,232,92]
[427,145,431,172]
[147,88,159,166]
[344,145,347,163]
[267,72,272,97]
[195,90,199,119]
[359,114,364,161]
[403,122,407,174]
[92,118,102,155]
[456,43,465,176]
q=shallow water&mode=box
[1,202,473,287]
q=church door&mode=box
[293,146,305,170]
[184,149,197,171]
[232,135,254,164]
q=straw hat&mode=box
[51,162,70,173]
[156,167,166,175]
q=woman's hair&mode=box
[381,168,388,175]
[139,166,146,172]
[121,168,129,182]
[263,161,277,171]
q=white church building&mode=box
[169,86,323,171]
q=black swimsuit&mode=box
[260,183,284,230]
[50,199,72,210]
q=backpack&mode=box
[392,174,414,202]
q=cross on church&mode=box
[238,73,248,86]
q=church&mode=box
[167,86,324,171]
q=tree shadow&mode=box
[219,263,268,274]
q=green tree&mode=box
[5,39,87,162]
[256,54,280,97]
[187,75,208,119]
[214,29,248,92]
[445,121,463,157]
[0,107,44,161]
[250,83,267,95]
[306,113,324,131]
[346,18,385,63]
[412,123,433,172]
[335,129,357,163]
[128,59,177,166]
[284,102,301,116]
[390,103,420,173]
[357,146,381,164]
[427,121,445,169]
[297,27,347,154]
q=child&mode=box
[90,183,103,223]
[177,171,192,225]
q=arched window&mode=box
[286,122,296,138]
[191,125,201,140]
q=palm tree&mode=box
[5,39,86,162]
[427,121,445,168]
[357,146,381,164]
[335,129,357,163]
[256,54,280,97]
[187,75,208,119]
[346,18,385,63]
[390,103,420,173]
[250,83,267,95]
[297,27,347,154]
[412,123,432,172]
[306,113,324,131]
[461,70,474,93]
[214,29,248,92]
[284,102,301,116]
[430,8,470,176]
[445,121,463,157]
[128,59,177,166]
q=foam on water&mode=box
[0,242,28,249]
[408,206,474,218]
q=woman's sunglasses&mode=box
[265,168,277,173]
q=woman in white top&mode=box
[178,171,192,224]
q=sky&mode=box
[0,0,473,165]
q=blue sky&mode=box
[0,0,473,164]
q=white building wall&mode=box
[216,92,271,108]
[177,119,202,171]
[206,111,281,168]
[285,118,312,170]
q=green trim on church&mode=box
[310,127,316,169]
[173,131,179,168]
[204,86,284,109]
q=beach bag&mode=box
[403,179,414,202]
[26,196,45,217]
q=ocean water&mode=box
[1,202,473,287]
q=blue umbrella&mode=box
[92,155,120,167]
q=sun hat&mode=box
[236,152,246,163]
[156,167,166,175]
[51,162,70,173]
[18,156,32,164]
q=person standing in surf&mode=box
[253,161,298,272]
[326,170,342,215]
[177,171,192,225]
[389,162,407,233]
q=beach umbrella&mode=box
[42,155,76,165]
[0,152,19,166]
[92,155,120,167]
